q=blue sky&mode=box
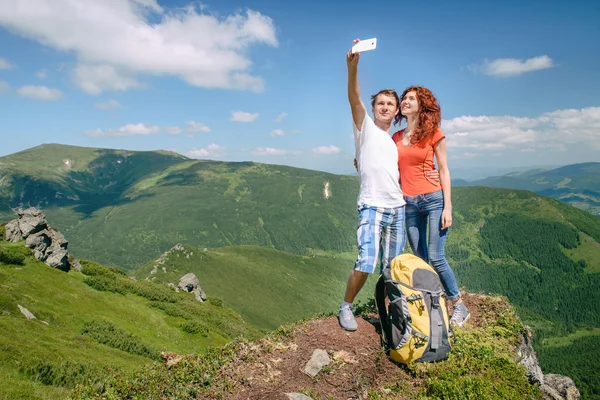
[0,0,599,177]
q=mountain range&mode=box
[1,143,599,398]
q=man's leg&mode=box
[339,205,381,331]
[343,270,370,303]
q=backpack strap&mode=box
[429,294,443,350]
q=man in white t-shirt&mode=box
[339,40,407,331]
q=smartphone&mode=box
[351,38,377,54]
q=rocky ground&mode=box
[203,294,492,400]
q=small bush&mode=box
[83,276,128,295]
[131,280,178,303]
[149,301,190,318]
[0,223,5,241]
[0,247,26,265]
[81,319,159,360]
[180,321,209,336]
[206,297,223,307]
[80,260,127,277]
[21,359,117,389]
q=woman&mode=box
[392,86,470,327]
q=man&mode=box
[339,40,407,331]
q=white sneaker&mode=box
[450,301,471,328]
[339,306,357,331]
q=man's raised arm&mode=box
[347,40,367,130]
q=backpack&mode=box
[375,253,451,364]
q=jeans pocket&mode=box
[422,190,443,204]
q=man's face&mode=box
[372,94,399,124]
[400,91,419,116]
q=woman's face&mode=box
[400,91,419,116]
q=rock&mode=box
[5,220,22,242]
[541,384,565,400]
[45,248,69,271]
[25,230,52,260]
[17,304,36,320]
[167,283,180,292]
[17,208,47,237]
[71,259,82,272]
[303,349,330,378]
[161,351,183,368]
[49,229,68,248]
[518,326,544,385]
[285,393,313,400]
[542,375,581,400]
[178,273,206,302]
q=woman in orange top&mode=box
[392,86,470,327]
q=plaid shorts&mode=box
[354,204,406,274]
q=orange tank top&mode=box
[392,128,445,197]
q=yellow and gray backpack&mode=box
[375,253,451,364]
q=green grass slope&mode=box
[0,239,259,400]
[133,245,374,331]
[0,144,359,270]
[453,162,600,215]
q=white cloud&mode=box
[275,112,287,122]
[164,126,182,135]
[73,65,142,95]
[35,70,48,79]
[0,57,13,69]
[231,111,259,122]
[185,143,225,158]
[471,55,554,77]
[312,145,341,155]
[271,129,285,136]
[442,106,600,152]
[0,1,278,94]
[0,80,10,93]
[86,123,160,137]
[186,120,211,133]
[94,99,121,110]
[252,147,295,156]
[17,85,63,100]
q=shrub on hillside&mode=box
[0,223,5,241]
[21,359,117,389]
[0,247,26,265]
[206,297,223,307]
[83,276,129,295]
[80,260,128,277]
[131,280,178,303]
[80,319,159,361]
[180,321,209,336]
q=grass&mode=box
[70,295,540,400]
[134,244,377,331]
[0,241,259,400]
[563,232,600,273]
[542,327,600,347]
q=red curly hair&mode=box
[394,86,441,146]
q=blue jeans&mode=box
[354,204,406,274]
[404,190,461,301]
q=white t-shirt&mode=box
[354,115,405,208]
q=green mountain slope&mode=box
[453,162,600,215]
[0,144,358,270]
[0,240,259,400]
[133,245,374,331]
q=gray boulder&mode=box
[542,374,580,400]
[5,220,22,242]
[518,326,544,385]
[178,273,207,302]
[17,207,47,237]
[26,230,52,260]
[46,248,70,271]
[71,259,82,272]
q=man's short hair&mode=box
[370,89,400,109]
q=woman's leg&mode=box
[404,197,428,262]
[427,207,461,301]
